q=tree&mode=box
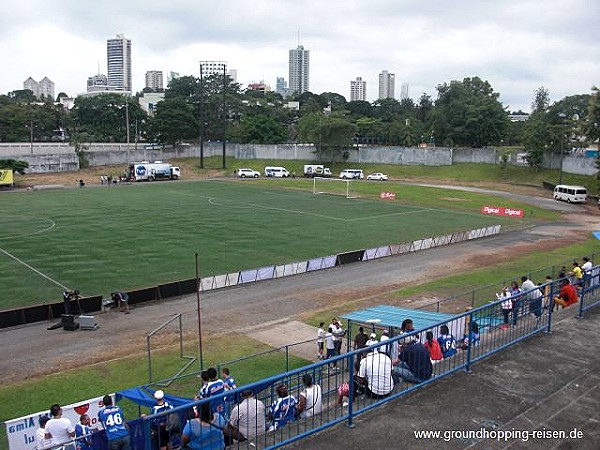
[523,112,552,169]
[232,114,288,144]
[531,86,550,114]
[149,98,198,145]
[0,159,29,174]
[297,112,356,162]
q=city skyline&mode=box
[1,1,598,111]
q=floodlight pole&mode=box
[195,253,204,371]
[199,65,204,169]
[222,63,227,169]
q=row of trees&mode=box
[0,76,598,168]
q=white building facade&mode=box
[145,70,164,90]
[289,45,309,95]
[378,70,395,99]
[350,77,367,101]
[107,34,132,93]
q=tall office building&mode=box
[350,77,367,101]
[289,45,309,95]
[276,77,290,98]
[400,83,409,101]
[145,70,164,90]
[107,34,132,93]
[378,70,395,99]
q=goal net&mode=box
[313,177,358,198]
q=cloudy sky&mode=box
[1,0,598,112]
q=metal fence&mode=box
[133,266,600,450]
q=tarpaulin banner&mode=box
[480,205,524,218]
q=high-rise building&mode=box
[378,70,395,99]
[145,70,164,91]
[350,77,367,101]
[227,69,237,83]
[87,74,109,92]
[400,83,409,101]
[107,34,132,93]
[276,77,290,98]
[289,45,309,95]
[199,61,227,77]
[23,77,54,100]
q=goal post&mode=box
[312,177,358,198]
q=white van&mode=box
[264,166,290,178]
[339,169,364,180]
[553,185,587,203]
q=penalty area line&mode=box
[0,246,70,290]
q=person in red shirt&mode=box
[424,331,443,362]
[553,279,578,308]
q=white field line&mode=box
[168,190,435,222]
[0,218,56,240]
[0,246,69,290]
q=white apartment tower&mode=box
[107,34,132,93]
[378,70,395,99]
[289,45,309,95]
[145,70,164,90]
[23,77,54,100]
[400,83,409,101]
[350,77,367,101]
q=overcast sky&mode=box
[1,0,598,112]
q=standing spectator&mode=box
[222,368,237,391]
[423,331,443,363]
[197,370,210,398]
[553,279,579,308]
[582,257,593,288]
[267,384,297,431]
[542,275,554,310]
[74,414,93,450]
[393,340,433,383]
[365,332,379,347]
[509,280,522,326]
[498,286,512,329]
[35,415,53,450]
[325,327,338,371]
[316,322,326,359]
[521,275,542,318]
[181,402,225,450]
[558,266,567,280]
[204,368,226,416]
[353,326,368,351]
[379,329,391,355]
[150,390,173,450]
[357,349,394,399]
[437,325,457,358]
[298,374,322,419]
[45,404,75,450]
[330,318,346,356]
[226,389,266,444]
[98,395,131,450]
[570,261,584,286]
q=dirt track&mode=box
[1,173,599,384]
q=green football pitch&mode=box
[0,179,519,309]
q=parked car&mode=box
[236,168,260,178]
[339,169,364,180]
[264,166,290,178]
[367,172,388,181]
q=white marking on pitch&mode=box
[0,246,70,290]
[0,218,56,241]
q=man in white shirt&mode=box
[521,276,542,317]
[45,404,75,450]
[357,349,394,399]
[227,390,266,443]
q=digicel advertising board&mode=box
[480,205,524,218]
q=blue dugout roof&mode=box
[340,305,455,332]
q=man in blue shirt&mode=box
[97,395,131,450]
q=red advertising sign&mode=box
[379,192,396,200]
[480,205,524,218]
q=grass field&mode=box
[0,178,549,309]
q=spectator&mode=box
[111,292,130,314]
[74,414,93,450]
[437,325,457,358]
[298,374,323,419]
[150,390,173,450]
[45,404,75,450]
[316,322,326,359]
[98,395,131,450]
[222,368,237,391]
[558,266,567,280]
[225,389,266,445]
[570,261,583,286]
[553,279,579,308]
[497,286,512,329]
[181,402,225,450]
[353,326,368,351]
[521,275,542,318]
[365,332,379,347]
[379,329,391,355]
[357,349,394,399]
[423,331,443,363]
[462,321,480,349]
[330,318,346,355]
[393,340,433,384]
[205,367,226,416]
[267,384,297,432]
[198,370,210,398]
[542,275,554,311]
[582,257,593,288]
[35,415,53,450]
[325,327,338,371]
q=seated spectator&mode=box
[400,319,419,342]
[437,325,457,358]
[357,349,394,398]
[461,321,480,350]
[570,261,583,286]
[35,416,53,450]
[225,389,265,445]
[423,331,443,363]
[74,414,93,450]
[553,279,579,308]
[393,340,433,384]
[267,384,297,432]
[298,374,322,419]
[365,332,379,347]
[181,403,225,450]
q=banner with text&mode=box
[480,205,524,218]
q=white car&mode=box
[236,168,260,178]
[339,169,364,179]
[367,172,388,181]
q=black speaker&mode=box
[61,314,79,331]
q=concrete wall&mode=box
[0,142,597,176]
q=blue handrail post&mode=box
[546,281,555,333]
[285,346,290,373]
[464,310,473,373]
[346,352,356,429]
[576,283,585,319]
